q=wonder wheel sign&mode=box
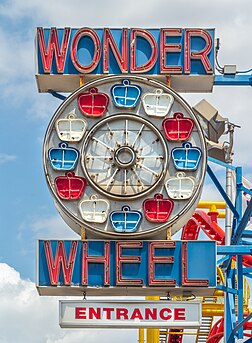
[43,75,207,239]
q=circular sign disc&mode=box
[43,75,207,239]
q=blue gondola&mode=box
[171,142,202,171]
[48,142,79,171]
[110,206,142,233]
[110,79,142,108]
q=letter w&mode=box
[37,27,70,73]
[44,240,77,285]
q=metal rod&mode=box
[207,165,239,218]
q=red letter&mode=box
[174,308,186,320]
[145,308,157,320]
[37,27,70,73]
[116,241,143,285]
[82,241,110,285]
[103,28,128,73]
[159,308,172,320]
[71,28,101,73]
[148,241,176,286]
[44,240,77,285]
[160,28,182,74]
[75,307,86,319]
[103,308,114,319]
[181,242,209,286]
[89,307,101,319]
[130,29,158,73]
[116,308,129,320]
[184,29,213,74]
[130,308,143,320]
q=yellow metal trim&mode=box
[166,227,172,240]
[217,267,225,285]
[166,76,171,88]
[80,227,86,240]
[80,76,84,87]
[139,328,144,343]
[146,297,159,343]
[198,201,226,210]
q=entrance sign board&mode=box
[59,300,202,328]
[35,28,215,92]
[37,240,216,296]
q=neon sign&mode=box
[37,240,216,296]
[35,28,215,92]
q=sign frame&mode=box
[36,239,217,296]
[59,300,202,328]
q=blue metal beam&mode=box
[237,255,243,338]
[214,74,252,86]
[243,267,252,275]
[242,230,252,238]
[217,245,252,255]
[242,239,252,245]
[239,186,252,197]
[226,271,237,343]
[207,165,239,218]
[216,285,238,295]
[48,90,67,101]
[208,156,237,170]
[232,313,252,334]
[231,199,252,244]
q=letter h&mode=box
[82,241,110,285]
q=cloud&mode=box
[0,262,138,343]
[0,153,16,164]
[30,214,80,239]
[18,213,80,246]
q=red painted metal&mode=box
[37,27,70,73]
[207,317,252,343]
[44,240,78,285]
[55,171,86,200]
[162,112,194,141]
[182,210,252,266]
[181,241,209,286]
[182,210,225,245]
[78,87,109,117]
[143,194,174,223]
[82,241,110,286]
[181,217,201,240]
[116,241,144,286]
[167,329,183,343]
[148,241,176,286]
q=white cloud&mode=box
[30,214,80,239]
[18,213,80,243]
[0,262,138,343]
[0,153,16,164]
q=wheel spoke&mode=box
[92,136,114,152]
[131,124,145,148]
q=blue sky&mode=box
[0,0,252,342]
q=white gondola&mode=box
[165,172,196,200]
[142,89,174,117]
[79,195,109,223]
[55,110,87,142]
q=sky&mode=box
[0,0,252,342]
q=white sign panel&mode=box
[59,300,201,328]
